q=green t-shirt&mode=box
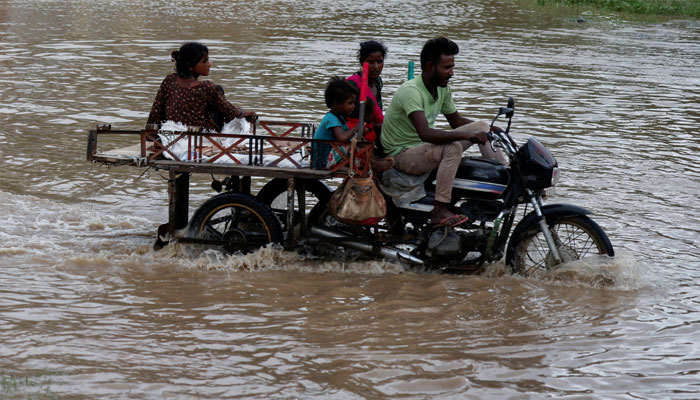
[381,76,457,156]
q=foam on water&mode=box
[1,190,156,261]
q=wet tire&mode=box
[188,192,283,253]
[303,199,369,261]
[507,215,614,277]
[256,178,331,232]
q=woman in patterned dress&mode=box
[147,42,256,131]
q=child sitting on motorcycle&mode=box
[312,76,365,170]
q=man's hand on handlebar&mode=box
[468,131,488,145]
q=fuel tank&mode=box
[426,157,510,201]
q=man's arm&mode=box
[408,110,487,145]
[445,111,474,129]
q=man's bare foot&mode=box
[370,156,394,173]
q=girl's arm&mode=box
[331,125,359,142]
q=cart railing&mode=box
[87,121,373,177]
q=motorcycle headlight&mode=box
[551,167,560,187]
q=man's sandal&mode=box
[432,214,469,228]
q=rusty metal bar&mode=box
[286,177,295,247]
[87,130,98,161]
[168,170,190,236]
[298,179,306,238]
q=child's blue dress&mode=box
[312,112,348,170]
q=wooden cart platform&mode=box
[86,121,374,249]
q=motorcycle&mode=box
[301,97,615,276]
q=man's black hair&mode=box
[358,40,388,64]
[324,76,358,108]
[420,37,459,70]
[171,42,208,77]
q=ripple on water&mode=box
[1,1,700,398]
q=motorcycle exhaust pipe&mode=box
[310,226,424,265]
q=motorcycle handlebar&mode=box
[488,98,519,158]
[487,132,498,154]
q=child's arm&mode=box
[331,125,360,142]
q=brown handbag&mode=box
[328,139,386,225]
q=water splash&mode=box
[542,250,642,289]
[161,243,409,275]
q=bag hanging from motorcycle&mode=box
[328,138,387,225]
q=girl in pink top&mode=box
[346,40,387,153]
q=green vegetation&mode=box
[536,0,700,18]
[1,371,56,398]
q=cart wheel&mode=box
[256,178,331,232]
[188,192,283,253]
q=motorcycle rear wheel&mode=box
[304,201,376,261]
[256,178,331,233]
[509,215,614,277]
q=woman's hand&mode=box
[241,109,257,121]
[243,110,258,121]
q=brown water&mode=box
[1,0,699,398]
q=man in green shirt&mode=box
[381,37,495,227]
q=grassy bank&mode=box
[535,0,700,18]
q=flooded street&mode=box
[1,0,699,398]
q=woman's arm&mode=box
[208,84,256,121]
[146,87,164,125]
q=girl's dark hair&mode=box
[171,42,208,77]
[324,76,358,108]
[358,40,388,64]
[420,37,459,70]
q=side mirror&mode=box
[506,97,515,118]
[499,107,514,116]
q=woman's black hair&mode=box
[324,76,358,108]
[420,37,459,70]
[171,42,208,77]
[357,40,388,64]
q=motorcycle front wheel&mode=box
[508,215,614,277]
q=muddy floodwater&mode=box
[1,0,699,398]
